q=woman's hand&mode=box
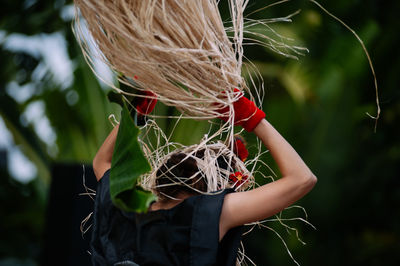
[217,89,265,132]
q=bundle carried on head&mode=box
[143,141,254,199]
[74,0,252,118]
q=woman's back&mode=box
[91,170,243,266]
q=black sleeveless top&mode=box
[90,170,243,266]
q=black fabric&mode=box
[91,170,243,266]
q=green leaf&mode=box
[109,101,156,213]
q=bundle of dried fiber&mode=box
[73,0,257,118]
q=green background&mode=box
[0,0,399,265]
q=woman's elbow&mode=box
[301,173,317,192]
[93,156,108,181]
[310,173,317,187]
[93,154,101,171]
[92,157,101,180]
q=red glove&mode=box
[218,89,265,132]
[133,90,157,115]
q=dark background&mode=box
[1,0,399,265]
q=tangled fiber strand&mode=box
[79,165,96,239]
[307,0,380,131]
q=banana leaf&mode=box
[109,102,156,213]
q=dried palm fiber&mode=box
[73,0,307,119]
[139,123,254,195]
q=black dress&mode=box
[90,170,243,266]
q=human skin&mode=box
[93,124,119,181]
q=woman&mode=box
[90,93,317,265]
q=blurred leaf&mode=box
[0,94,50,184]
[107,90,124,108]
[280,63,313,104]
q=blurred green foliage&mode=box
[0,0,399,265]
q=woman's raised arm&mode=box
[93,124,119,181]
[219,118,317,239]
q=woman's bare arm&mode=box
[219,119,317,239]
[93,124,119,181]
